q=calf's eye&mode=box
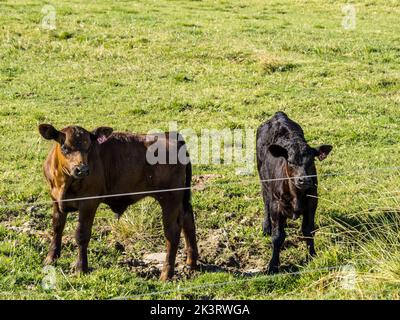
[61,145,70,154]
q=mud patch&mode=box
[0,210,19,222]
[198,229,241,268]
[26,205,49,231]
[117,225,272,280]
[2,221,48,237]
[118,252,199,280]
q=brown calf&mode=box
[39,124,198,280]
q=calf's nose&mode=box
[297,177,306,184]
[296,176,312,188]
[74,165,90,177]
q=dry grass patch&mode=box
[254,50,298,74]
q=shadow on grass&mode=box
[328,210,400,234]
[198,260,302,278]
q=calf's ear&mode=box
[91,127,113,143]
[269,144,288,159]
[314,144,333,161]
[38,124,62,141]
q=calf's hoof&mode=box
[159,272,173,281]
[72,263,89,275]
[185,259,198,270]
[44,256,54,266]
[306,250,316,261]
[267,264,279,275]
[183,263,198,276]
[159,266,175,281]
[44,253,58,265]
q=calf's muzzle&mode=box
[294,176,313,190]
[73,164,90,178]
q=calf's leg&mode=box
[159,201,183,281]
[182,205,198,269]
[302,196,317,257]
[267,215,286,274]
[302,211,316,257]
[263,215,272,236]
[74,202,98,273]
[45,203,67,265]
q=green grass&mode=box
[0,0,399,299]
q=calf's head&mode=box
[269,143,332,190]
[39,124,113,179]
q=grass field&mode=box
[0,0,400,299]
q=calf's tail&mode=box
[183,160,193,214]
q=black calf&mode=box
[256,112,332,273]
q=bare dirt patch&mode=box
[118,227,269,280]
